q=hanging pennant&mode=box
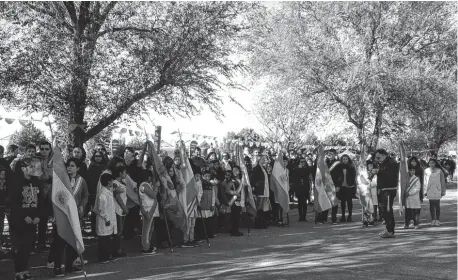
[129,129,134,136]
[5,118,15,124]
[18,119,31,127]
[120,128,127,134]
[135,131,141,137]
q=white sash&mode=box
[72,177,83,197]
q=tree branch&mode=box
[85,81,165,140]
[63,1,77,27]
[96,26,162,39]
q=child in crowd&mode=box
[366,161,378,224]
[424,159,447,226]
[112,166,128,258]
[196,170,216,239]
[404,167,421,229]
[9,158,44,280]
[183,166,202,247]
[138,170,160,254]
[96,173,118,263]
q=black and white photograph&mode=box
[0,1,456,279]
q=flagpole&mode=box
[197,205,211,248]
[79,254,88,280]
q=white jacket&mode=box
[96,187,117,236]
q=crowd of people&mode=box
[0,140,454,280]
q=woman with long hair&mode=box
[337,154,357,222]
[86,150,108,235]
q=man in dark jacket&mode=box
[373,149,399,238]
[291,158,311,221]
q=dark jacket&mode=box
[86,162,106,196]
[377,157,399,190]
[250,165,267,196]
[78,161,88,182]
[0,158,13,206]
[290,167,311,195]
[335,165,357,187]
[327,159,341,185]
[8,176,44,229]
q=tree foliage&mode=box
[247,2,457,150]
[9,123,48,148]
[0,1,256,145]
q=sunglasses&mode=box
[40,148,50,151]
[95,155,102,158]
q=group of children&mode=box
[364,156,448,230]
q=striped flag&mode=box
[270,146,290,213]
[51,147,85,254]
[125,174,140,209]
[236,144,257,217]
[179,141,198,217]
[398,140,408,215]
[356,145,374,214]
[313,145,338,213]
[148,141,186,229]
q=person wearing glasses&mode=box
[372,149,399,238]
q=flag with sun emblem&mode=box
[52,147,85,254]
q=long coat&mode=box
[96,187,117,236]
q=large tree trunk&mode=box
[368,106,384,150]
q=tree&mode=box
[0,2,257,146]
[253,89,316,149]
[9,123,48,148]
[247,2,457,149]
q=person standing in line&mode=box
[96,173,118,264]
[372,149,399,238]
[337,155,357,223]
[292,158,311,222]
[424,159,447,226]
[8,157,44,280]
[404,167,422,229]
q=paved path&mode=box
[29,187,457,280]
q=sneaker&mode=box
[142,248,157,255]
[332,222,338,225]
[190,240,200,247]
[182,241,194,248]
[379,230,395,238]
[66,266,83,274]
[73,257,88,266]
[53,267,65,277]
[109,256,119,262]
[435,220,441,226]
[230,231,244,237]
[100,260,110,264]
[414,225,420,229]
[15,272,25,280]
[339,217,346,223]
[347,216,352,222]
[47,262,55,269]
[431,220,436,226]
[404,224,409,229]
